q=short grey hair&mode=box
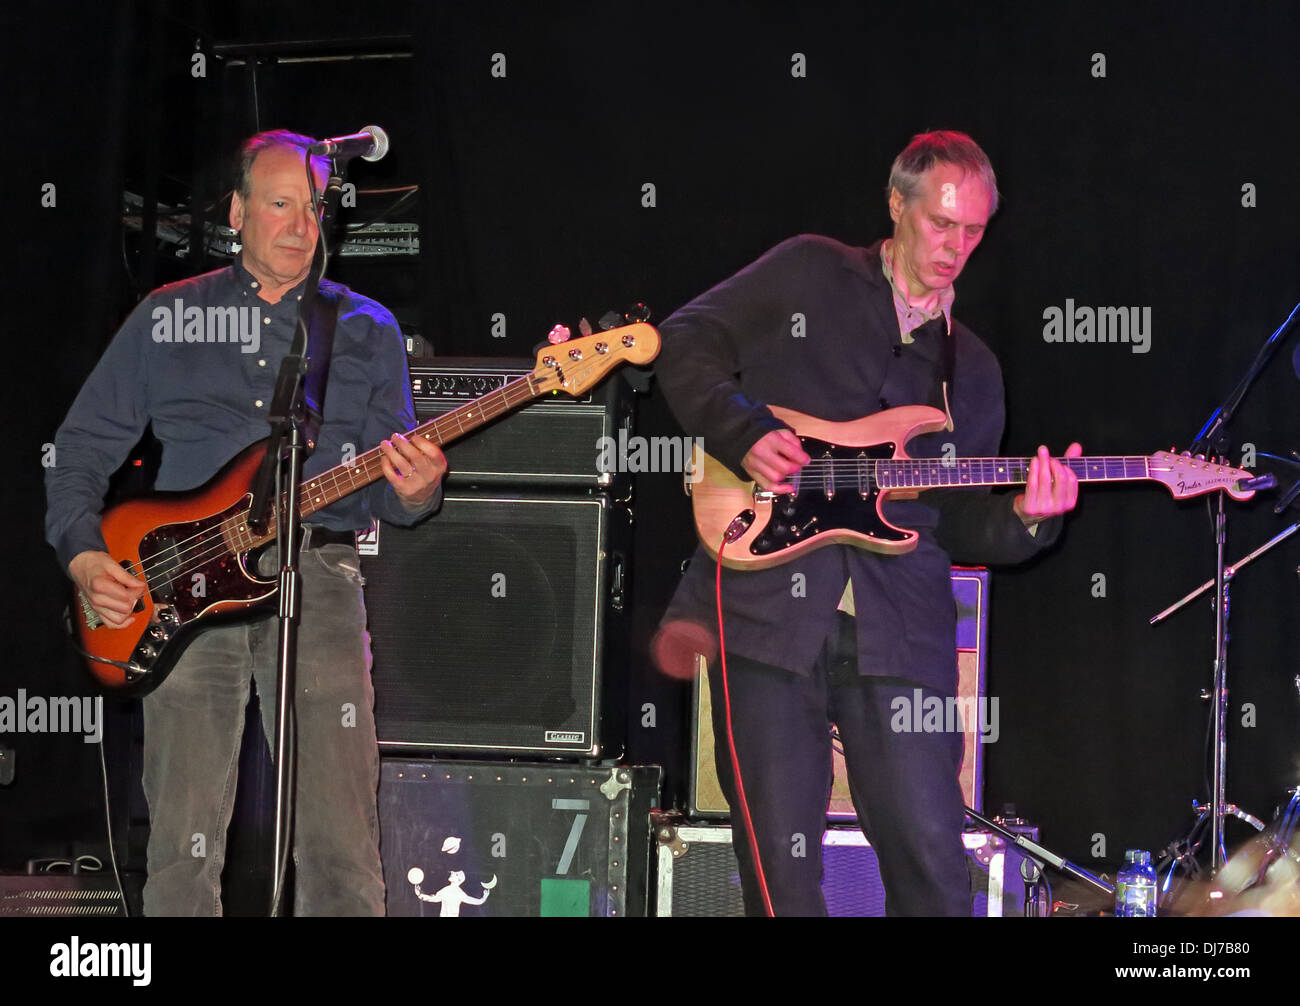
[235,129,328,201]
[887,130,999,214]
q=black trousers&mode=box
[707,613,971,916]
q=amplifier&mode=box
[0,874,125,917]
[379,760,661,917]
[690,567,990,818]
[653,822,1032,917]
[409,358,631,488]
[363,490,626,756]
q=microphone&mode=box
[307,125,390,162]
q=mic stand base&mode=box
[964,805,1115,911]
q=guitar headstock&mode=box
[1148,452,1256,501]
[530,323,660,396]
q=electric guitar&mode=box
[689,404,1259,570]
[71,323,660,693]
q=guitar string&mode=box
[124,452,1194,588]
[135,453,1167,591]
[121,438,407,584]
[123,444,1214,591]
[126,417,481,587]
[120,374,548,590]
[123,455,1186,587]
[795,457,1158,486]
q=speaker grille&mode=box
[0,876,125,916]
[364,492,609,755]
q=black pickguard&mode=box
[748,437,908,557]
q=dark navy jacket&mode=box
[656,234,1058,690]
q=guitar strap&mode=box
[908,316,956,432]
[943,323,955,395]
[941,324,956,433]
[300,285,341,454]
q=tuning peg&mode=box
[578,317,593,337]
[547,324,571,345]
[625,301,651,323]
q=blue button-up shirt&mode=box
[45,257,438,570]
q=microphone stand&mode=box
[245,155,346,916]
[1156,301,1298,880]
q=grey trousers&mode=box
[141,542,385,916]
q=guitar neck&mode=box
[873,456,1152,490]
[295,373,541,519]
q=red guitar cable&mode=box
[716,519,776,917]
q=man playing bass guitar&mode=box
[45,130,445,915]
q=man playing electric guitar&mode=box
[45,130,445,915]
[655,131,1081,916]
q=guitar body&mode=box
[74,442,276,694]
[691,405,949,570]
[691,404,1259,571]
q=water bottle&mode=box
[1115,850,1157,917]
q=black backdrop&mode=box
[4,0,1297,877]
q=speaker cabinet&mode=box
[362,491,626,756]
[379,761,661,917]
[409,359,630,488]
[690,567,989,817]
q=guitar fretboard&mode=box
[231,374,540,549]
[871,455,1151,490]
[796,455,1153,493]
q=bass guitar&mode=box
[72,323,660,693]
